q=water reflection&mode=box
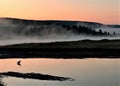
[0,58,119,86]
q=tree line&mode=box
[24,24,112,36]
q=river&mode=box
[0,58,119,86]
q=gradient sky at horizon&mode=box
[0,0,119,24]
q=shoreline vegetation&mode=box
[0,39,120,59]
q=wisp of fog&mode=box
[0,18,120,46]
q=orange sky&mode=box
[0,0,119,24]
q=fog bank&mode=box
[0,18,120,46]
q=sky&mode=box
[0,0,119,24]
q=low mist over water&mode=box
[0,18,120,45]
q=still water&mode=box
[0,58,120,86]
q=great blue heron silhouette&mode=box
[17,60,21,66]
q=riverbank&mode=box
[0,39,120,59]
[1,39,120,49]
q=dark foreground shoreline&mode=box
[0,40,120,59]
[0,71,74,81]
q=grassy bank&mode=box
[1,39,120,49]
[0,39,120,58]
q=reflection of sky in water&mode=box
[0,59,120,86]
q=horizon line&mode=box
[0,17,119,25]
